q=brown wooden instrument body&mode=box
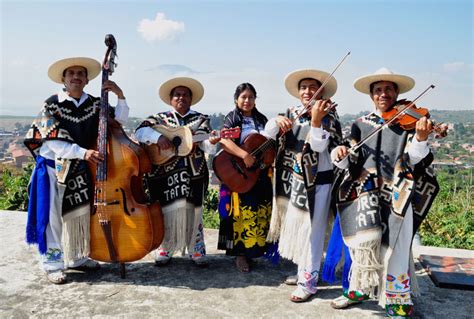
[89,119,164,262]
[213,133,275,193]
[382,100,448,138]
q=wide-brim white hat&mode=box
[354,67,415,94]
[47,57,101,84]
[158,77,204,106]
[284,69,337,99]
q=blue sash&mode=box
[26,156,55,254]
[322,214,352,290]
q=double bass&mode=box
[89,34,164,277]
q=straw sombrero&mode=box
[158,77,204,106]
[284,69,337,99]
[48,57,101,84]
[353,67,415,94]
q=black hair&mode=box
[233,83,257,101]
[370,81,398,94]
[298,78,322,89]
[169,86,193,98]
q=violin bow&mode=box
[295,51,351,120]
[338,84,435,161]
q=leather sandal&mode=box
[46,270,67,284]
[330,295,362,309]
[290,286,314,303]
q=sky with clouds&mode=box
[1,0,472,118]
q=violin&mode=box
[335,85,447,163]
[382,99,448,138]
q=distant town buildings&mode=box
[0,116,472,172]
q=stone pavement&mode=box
[1,210,472,318]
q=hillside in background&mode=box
[339,110,474,125]
[1,110,473,132]
[0,116,34,131]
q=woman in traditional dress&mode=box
[217,83,273,272]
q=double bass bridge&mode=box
[94,200,120,206]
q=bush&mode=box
[203,187,220,229]
[0,164,32,211]
[419,170,473,250]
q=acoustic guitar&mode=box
[144,127,240,165]
[213,133,276,193]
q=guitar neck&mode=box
[191,128,240,143]
[192,132,214,143]
[250,138,275,157]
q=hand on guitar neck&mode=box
[156,128,236,150]
[145,126,240,165]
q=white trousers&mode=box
[40,166,88,271]
[384,205,414,306]
[297,184,332,294]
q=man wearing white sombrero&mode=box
[330,68,439,317]
[135,77,219,267]
[264,69,344,302]
[24,57,129,284]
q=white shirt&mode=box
[264,115,333,172]
[134,109,217,155]
[39,90,129,160]
[239,116,270,142]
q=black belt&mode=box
[315,170,334,185]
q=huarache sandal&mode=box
[46,269,67,284]
[330,294,364,309]
[290,286,314,303]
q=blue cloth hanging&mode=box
[263,241,280,265]
[26,156,54,254]
[322,214,343,283]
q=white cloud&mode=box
[137,12,185,43]
[443,62,467,72]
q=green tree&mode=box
[0,164,32,211]
[203,187,220,229]
[419,170,473,250]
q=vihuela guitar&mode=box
[144,126,240,164]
